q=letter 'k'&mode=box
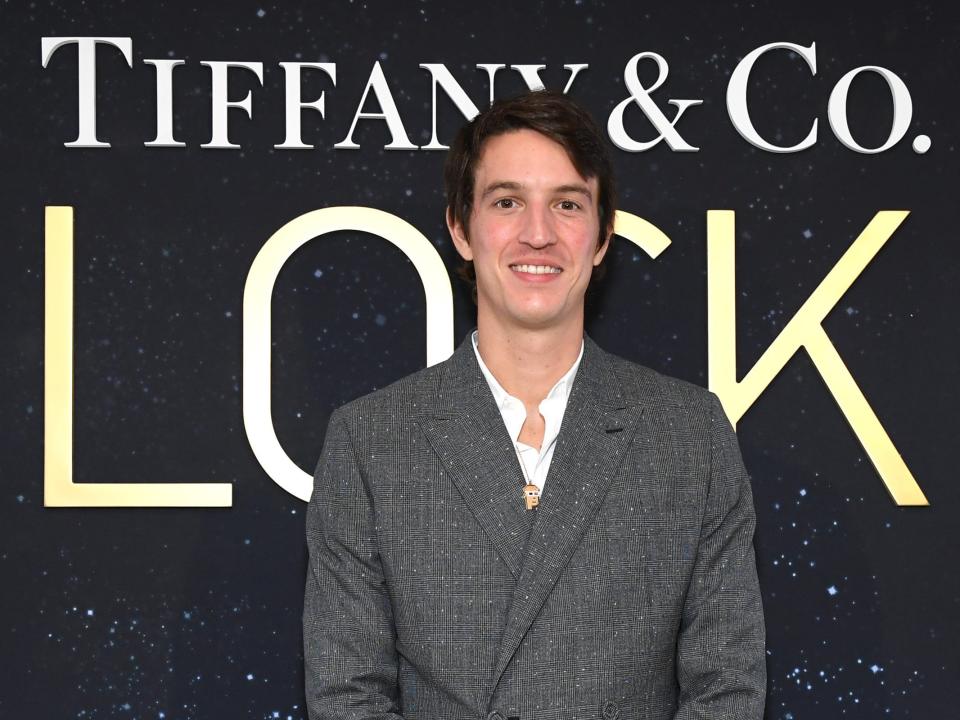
[707,210,928,506]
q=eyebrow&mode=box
[480,181,523,199]
[554,183,594,201]
[479,181,594,201]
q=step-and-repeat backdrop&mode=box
[2,2,957,717]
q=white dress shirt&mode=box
[471,331,583,493]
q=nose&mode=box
[519,202,556,249]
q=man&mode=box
[304,91,766,720]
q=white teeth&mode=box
[511,264,561,274]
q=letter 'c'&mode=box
[243,207,454,502]
[726,41,818,153]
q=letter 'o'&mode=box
[243,207,454,501]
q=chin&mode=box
[507,306,568,330]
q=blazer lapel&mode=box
[487,336,643,697]
[417,335,532,579]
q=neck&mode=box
[475,313,584,407]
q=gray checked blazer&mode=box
[304,334,766,720]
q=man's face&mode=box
[448,128,610,333]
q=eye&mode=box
[494,198,517,209]
[557,199,581,211]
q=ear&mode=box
[593,224,614,266]
[446,207,473,261]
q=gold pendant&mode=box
[522,484,540,510]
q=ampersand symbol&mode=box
[607,52,703,152]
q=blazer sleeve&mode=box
[303,408,405,720]
[673,394,767,720]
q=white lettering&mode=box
[274,62,337,150]
[727,41,818,153]
[200,61,264,150]
[334,61,417,150]
[40,36,133,148]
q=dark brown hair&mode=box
[443,90,617,294]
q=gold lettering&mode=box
[707,210,928,506]
[44,206,233,506]
[243,207,454,501]
[613,209,672,258]
[45,205,922,508]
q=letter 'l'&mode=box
[707,210,928,506]
[44,206,232,506]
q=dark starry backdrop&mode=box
[1,1,958,718]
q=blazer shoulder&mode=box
[602,348,717,415]
[328,360,445,432]
[600,349,739,468]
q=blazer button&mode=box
[487,712,506,720]
[601,700,621,720]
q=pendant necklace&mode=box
[513,443,541,510]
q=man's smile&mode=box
[509,263,563,275]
